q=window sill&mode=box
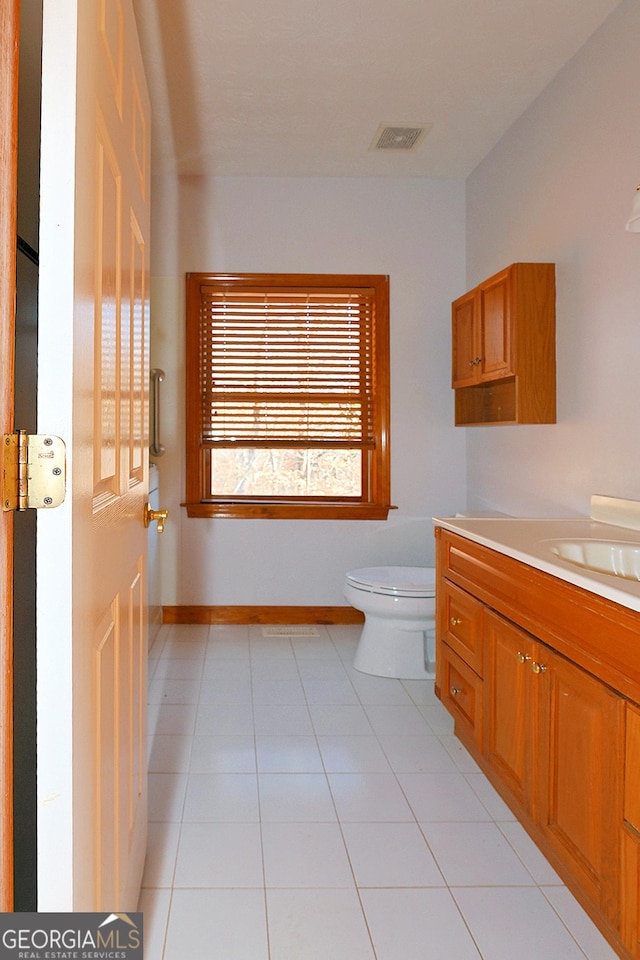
[183,501,393,520]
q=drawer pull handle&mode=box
[450,686,463,696]
[531,661,547,675]
[450,617,462,626]
[516,651,531,664]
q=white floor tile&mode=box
[420,820,536,886]
[249,636,295,658]
[148,703,198,737]
[141,820,181,887]
[452,886,589,960]
[317,734,391,773]
[161,639,207,661]
[202,657,251,680]
[189,734,257,773]
[148,677,202,705]
[296,658,349,680]
[361,888,482,960]
[364,703,433,735]
[182,772,259,821]
[465,771,518,821]
[152,658,204,680]
[292,636,341,659]
[309,703,373,735]
[195,701,254,736]
[259,772,337,821]
[164,888,268,960]
[205,629,251,660]
[342,822,445,887]
[439,733,482,773]
[262,821,354,887]
[147,773,188,822]
[166,624,210,644]
[542,886,620,960]
[347,671,414,705]
[400,678,440,705]
[173,821,263,887]
[198,677,253,703]
[256,735,324,773]
[397,771,493,822]
[328,772,415,821]
[378,733,458,773]
[143,623,616,960]
[252,678,307,704]
[137,887,171,959]
[419,702,456,734]
[302,677,360,704]
[251,657,303,681]
[148,734,194,773]
[253,702,314,735]
[266,889,375,960]
[498,820,563,884]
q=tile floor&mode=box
[139,623,620,960]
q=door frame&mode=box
[0,0,19,911]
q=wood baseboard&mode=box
[162,605,364,625]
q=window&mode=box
[185,273,391,519]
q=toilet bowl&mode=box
[344,566,436,680]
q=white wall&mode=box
[150,176,466,605]
[465,0,640,518]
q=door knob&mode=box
[144,503,168,533]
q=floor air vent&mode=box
[261,625,320,637]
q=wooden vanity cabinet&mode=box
[435,526,636,959]
[451,262,556,426]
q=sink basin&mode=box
[549,539,640,581]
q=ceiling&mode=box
[133,0,622,180]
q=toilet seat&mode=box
[346,566,436,598]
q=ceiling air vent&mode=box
[370,122,432,151]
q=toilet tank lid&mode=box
[346,566,436,594]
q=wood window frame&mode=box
[184,272,391,519]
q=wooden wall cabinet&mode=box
[435,527,636,959]
[451,262,556,426]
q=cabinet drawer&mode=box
[440,644,483,749]
[439,579,484,675]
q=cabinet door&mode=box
[479,268,513,381]
[452,290,478,387]
[538,648,623,923]
[484,610,534,810]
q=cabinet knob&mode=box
[516,651,532,664]
[531,661,547,675]
[450,617,462,626]
[450,686,463,696]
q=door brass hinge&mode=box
[2,431,66,511]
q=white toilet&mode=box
[344,566,436,680]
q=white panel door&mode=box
[37,0,151,910]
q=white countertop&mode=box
[432,516,640,613]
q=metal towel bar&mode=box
[150,368,166,457]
